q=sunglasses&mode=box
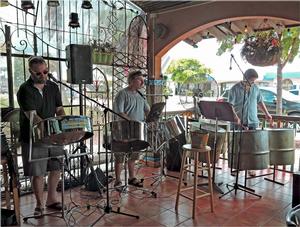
[31,69,49,76]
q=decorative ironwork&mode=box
[0,0,144,193]
[127,15,148,69]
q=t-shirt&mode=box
[113,87,150,121]
[17,77,63,143]
[228,82,263,128]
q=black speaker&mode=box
[85,167,113,192]
[166,133,186,172]
[66,44,93,84]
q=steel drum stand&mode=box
[148,97,181,188]
[149,122,180,189]
[22,112,70,224]
[219,128,261,199]
[47,75,140,225]
[89,109,139,227]
[116,146,157,198]
[23,152,69,224]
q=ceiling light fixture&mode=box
[244,25,248,33]
[47,0,60,7]
[21,0,35,10]
[69,12,80,28]
[81,0,92,9]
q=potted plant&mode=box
[91,40,115,65]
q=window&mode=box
[261,90,276,102]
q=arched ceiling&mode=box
[131,1,300,77]
[132,1,300,48]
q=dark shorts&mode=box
[21,143,64,176]
[111,141,140,163]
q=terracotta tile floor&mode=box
[20,160,293,226]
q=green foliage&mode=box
[280,27,300,63]
[0,95,9,107]
[216,27,300,65]
[166,58,212,84]
[217,34,243,56]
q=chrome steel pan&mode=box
[110,120,149,151]
[228,129,269,170]
[267,128,295,165]
[33,115,93,146]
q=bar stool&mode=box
[175,144,214,218]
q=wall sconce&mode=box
[47,0,60,7]
[0,0,10,7]
[69,12,80,28]
[21,0,35,10]
[81,0,92,9]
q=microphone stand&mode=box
[48,74,139,224]
[220,55,261,199]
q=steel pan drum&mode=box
[267,128,295,165]
[228,129,269,170]
[110,120,149,151]
[33,115,93,146]
[164,115,185,140]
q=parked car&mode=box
[289,89,300,96]
[218,87,300,116]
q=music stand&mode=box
[198,101,261,198]
[146,102,165,123]
[198,101,235,194]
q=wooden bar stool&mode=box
[175,144,214,218]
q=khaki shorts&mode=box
[111,140,140,163]
[21,143,64,176]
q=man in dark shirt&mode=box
[17,56,65,216]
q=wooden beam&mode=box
[231,21,254,35]
[206,26,227,40]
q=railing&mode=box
[258,113,300,131]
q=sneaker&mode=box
[34,207,44,217]
[128,177,143,187]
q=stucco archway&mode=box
[147,1,300,78]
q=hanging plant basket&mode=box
[90,40,115,66]
[241,35,280,67]
[92,50,114,65]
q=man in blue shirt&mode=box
[229,68,272,130]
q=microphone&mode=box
[229,55,233,70]
[48,73,58,83]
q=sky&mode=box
[162,39,300,82]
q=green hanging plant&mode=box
[241,31,280,66]
[90,40,115,65]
